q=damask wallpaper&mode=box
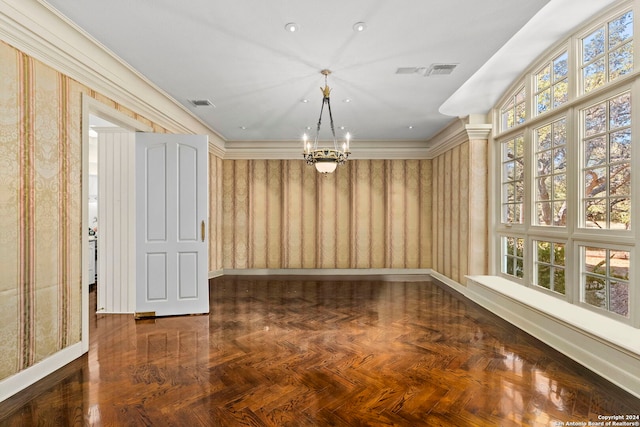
[0,40,171,381]
[222,159,432,270]
[209,154,224,272]
[431,140,488,285]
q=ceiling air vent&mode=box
[424,63,457,76]
[396,64,457,76]
[395,67,422,74]
[189,99,215,107]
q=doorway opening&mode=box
[81,95,153,349]
[88,115,136,314]
[81,95,209,353]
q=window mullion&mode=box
[523,127,533,286]
[568,33,580,105]
[631,76,640,327]
[566,107,578,304]
[565,33,581,306]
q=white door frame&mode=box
[81,94,152,352]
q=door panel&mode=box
[146,144,167,241]
[178,252,198,298]
[178,145,198,241]
[146,253,167,300]
[136,133,209,317]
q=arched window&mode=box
[581,11,633,93]
[494,5,635,324]
[534,51,569,115]
[500,86,526,131]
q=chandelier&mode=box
[302,69,350,173]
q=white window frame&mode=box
[577,241,635,324]
[500,134,526,225]
[577,87,633,233]
[533,49,570,116]
[532,116,569,228]
[491,2,639,328]
[500,86,527,132]
[532,238,569,297]
[499,234,526,282]
[579,8,635,94]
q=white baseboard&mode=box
[220,268,432,278]
[208,269,224,279]
[429,271,470,297]
[0,342,85,403]
[460,274,640,399]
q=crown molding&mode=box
[426,115,492,158]
[466,123,493,141]
[0,0,226,153]
[208,142,225,159]
[223,139,432,160]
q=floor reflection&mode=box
[1,276,639,426]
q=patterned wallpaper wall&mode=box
[222,159,432,270]
[209,154,224,272]
[431,140,488,285]
[0,41,170,381]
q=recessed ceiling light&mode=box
[343,98,351,103]
[353,22,366,32]
[240,126,247,130]
[301,99,309,103]
[305,126,312,130]
[285,23,299,32]
[408,125,414,129]
[339,126,346,130]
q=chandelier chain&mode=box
[302,69,351,173]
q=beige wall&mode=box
[222,159,432,270]
[431,139,488,285]
[0,40,176,381]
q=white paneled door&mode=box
[135,133,209,317]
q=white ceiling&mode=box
[43,0,556,144]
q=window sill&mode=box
[466,275,640,358]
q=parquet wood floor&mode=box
[1,275,639,426]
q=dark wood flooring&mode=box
[1,275,639,426]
